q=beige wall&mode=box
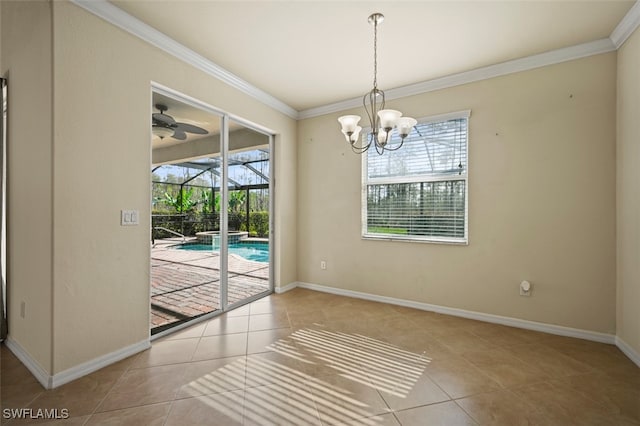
[298,53,617,333]
[1,1,54,373]
[2,0,297,375]
[617,27,640,354]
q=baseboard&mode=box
[615,336,640,368]
[275,281,299,294]
[4,336,150,389]
[4,336,51,389]
[293,281,616,345]
[51,339,150,388]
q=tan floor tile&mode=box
[226,304,251,317]
[248,313,290,332]
[429,330,495,354]
[290,346,354,378]
[461,347,550,388]
[550,373,640,424]
[202,316,249,336]
[456,389,547,426]
[192,333,248,361]
[164,392,245,426]
[85,402,171,425]
[543,336,631,377]
[132,338,200,368]
[23,393,106,420]
[410,313,474,333]
[287,309,329,328]
[249,300,287,315]
[319,319,381,338]
[469,323,547,347]
[243,383,322,426]
[501,343,593,378]
[321,306,364,323]
[2,357,41,387]
[379,332,454,360]
[98,354,139,373]
[245,350,308,388]
[246,328,293,355]
[96,364,186,412]
[425,355,502,399]
[25,369,124,418]
[163,322,207,340]
[177,356,247,399]
[17,416,91,426]
[332,413,401,426]
[375,372,450,412]
[288,329,379,379]
[395,401,478,426]
[308,374,390,425]
[1,380,44,410]
[512,380,636,426]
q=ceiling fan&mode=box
[152,104,208,140]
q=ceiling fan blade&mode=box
[172,130,187,140]
[175,122,208,135]
[152,112,176,125]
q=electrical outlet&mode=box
[320,261,327,270]
[20,301,25,318]
[520,281,532,297]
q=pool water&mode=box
[176,242,269,263]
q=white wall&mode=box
[1,0,54,374]
[617,26,640,356]
[298,53,617,334]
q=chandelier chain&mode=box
[373,18,378,89]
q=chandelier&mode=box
[338,13,417,155]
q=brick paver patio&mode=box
[150,240,269,330]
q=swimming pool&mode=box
[176,242,269,263]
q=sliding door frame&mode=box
[150,83,275,339]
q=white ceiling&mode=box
[112,0,634,113]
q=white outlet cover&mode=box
[121,210,139,226]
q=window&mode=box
[362,110,469,244]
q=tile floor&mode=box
[2,288,640,425]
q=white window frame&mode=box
[361,110,470,245]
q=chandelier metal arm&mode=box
[379,138,405,152]
[351,142,371,154]
[364,88,385,137]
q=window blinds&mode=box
[363,114,468,242]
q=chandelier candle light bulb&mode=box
[338,13,416,155]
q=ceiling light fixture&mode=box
[152,124,174,139]
[338,13,416,155]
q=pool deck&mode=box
[151,238,270,329]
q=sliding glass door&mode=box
[224,120,272,310]
[150,87,274,335]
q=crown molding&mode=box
[70,0,299,120]
[299,38,616,119]
[611,0,640,48]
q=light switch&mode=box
[121,210,139,226]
